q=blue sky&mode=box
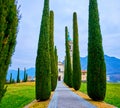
[9,0,120,69]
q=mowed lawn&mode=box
[80,82,120,108]
[0,82,35,108]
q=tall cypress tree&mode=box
[35,0,51,100]
[54,46,58,83]
[63,56,67,84]
[49,11,57,91]
[87,0,106,101]
[0,0,19,101]
[72,12,81,90]
[17,68,20,83]
[65,26,72,87]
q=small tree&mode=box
[87,0,106,101]
[12,79,15,83]
[23,68,27,82]
[72,12,81,90]
[10,73,12,84]
[17,68,20,83]
[25,73,28,82]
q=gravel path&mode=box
[48,81,97,108]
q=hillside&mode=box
[80,55,120,82]
[81,55,120,75]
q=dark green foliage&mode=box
[12,79,15,83]
[35,0,51,100]
[65,26,72,87]
[23,68,27,82]
[0,0,19,101]
[63,56,67,84]
[9,73,15,84]
[54,46,58,83]
[72,12,81,90]
[10,73,12,84]
[49,11,57,91]
[26,74,28,82]
[87,0,106,101]
[17,68,20,83]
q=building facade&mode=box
[58,61,64,81]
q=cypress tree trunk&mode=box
[0,0,19,101]
[87,0,106,101]
[65,26,72,87]
[72,12,81,90]
[49,11,57,91]
[17,68,20,83]
[35,0,51,101]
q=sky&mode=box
[9,0,120,69]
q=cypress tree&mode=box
[0,0,19,101]
[10,73,12,84]
[87,0,106,101]
[72,12,81,90]
[23,68,27,82]
[65,26,72,87]
[54,46,58,82]
[25,73,28,82]
[49,11,57,91]
[17,68,20,83]
[35,0,51,100]
[63,56,67,84]
[54,46,58,83]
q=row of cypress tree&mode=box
[64,0,106,101]
[0,0,19,102]
[64,12,81,91]
[35,0,58,101]
[9,68,28,83]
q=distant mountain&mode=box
[7,55,120,82]
[80,55,120,82]
[80,55,120,75]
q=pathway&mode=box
[48,81,96,108]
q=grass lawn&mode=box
[0,82,35,108]
[80,82,120,108]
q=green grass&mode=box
[80,82,120,108]
[0,82,35,108]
